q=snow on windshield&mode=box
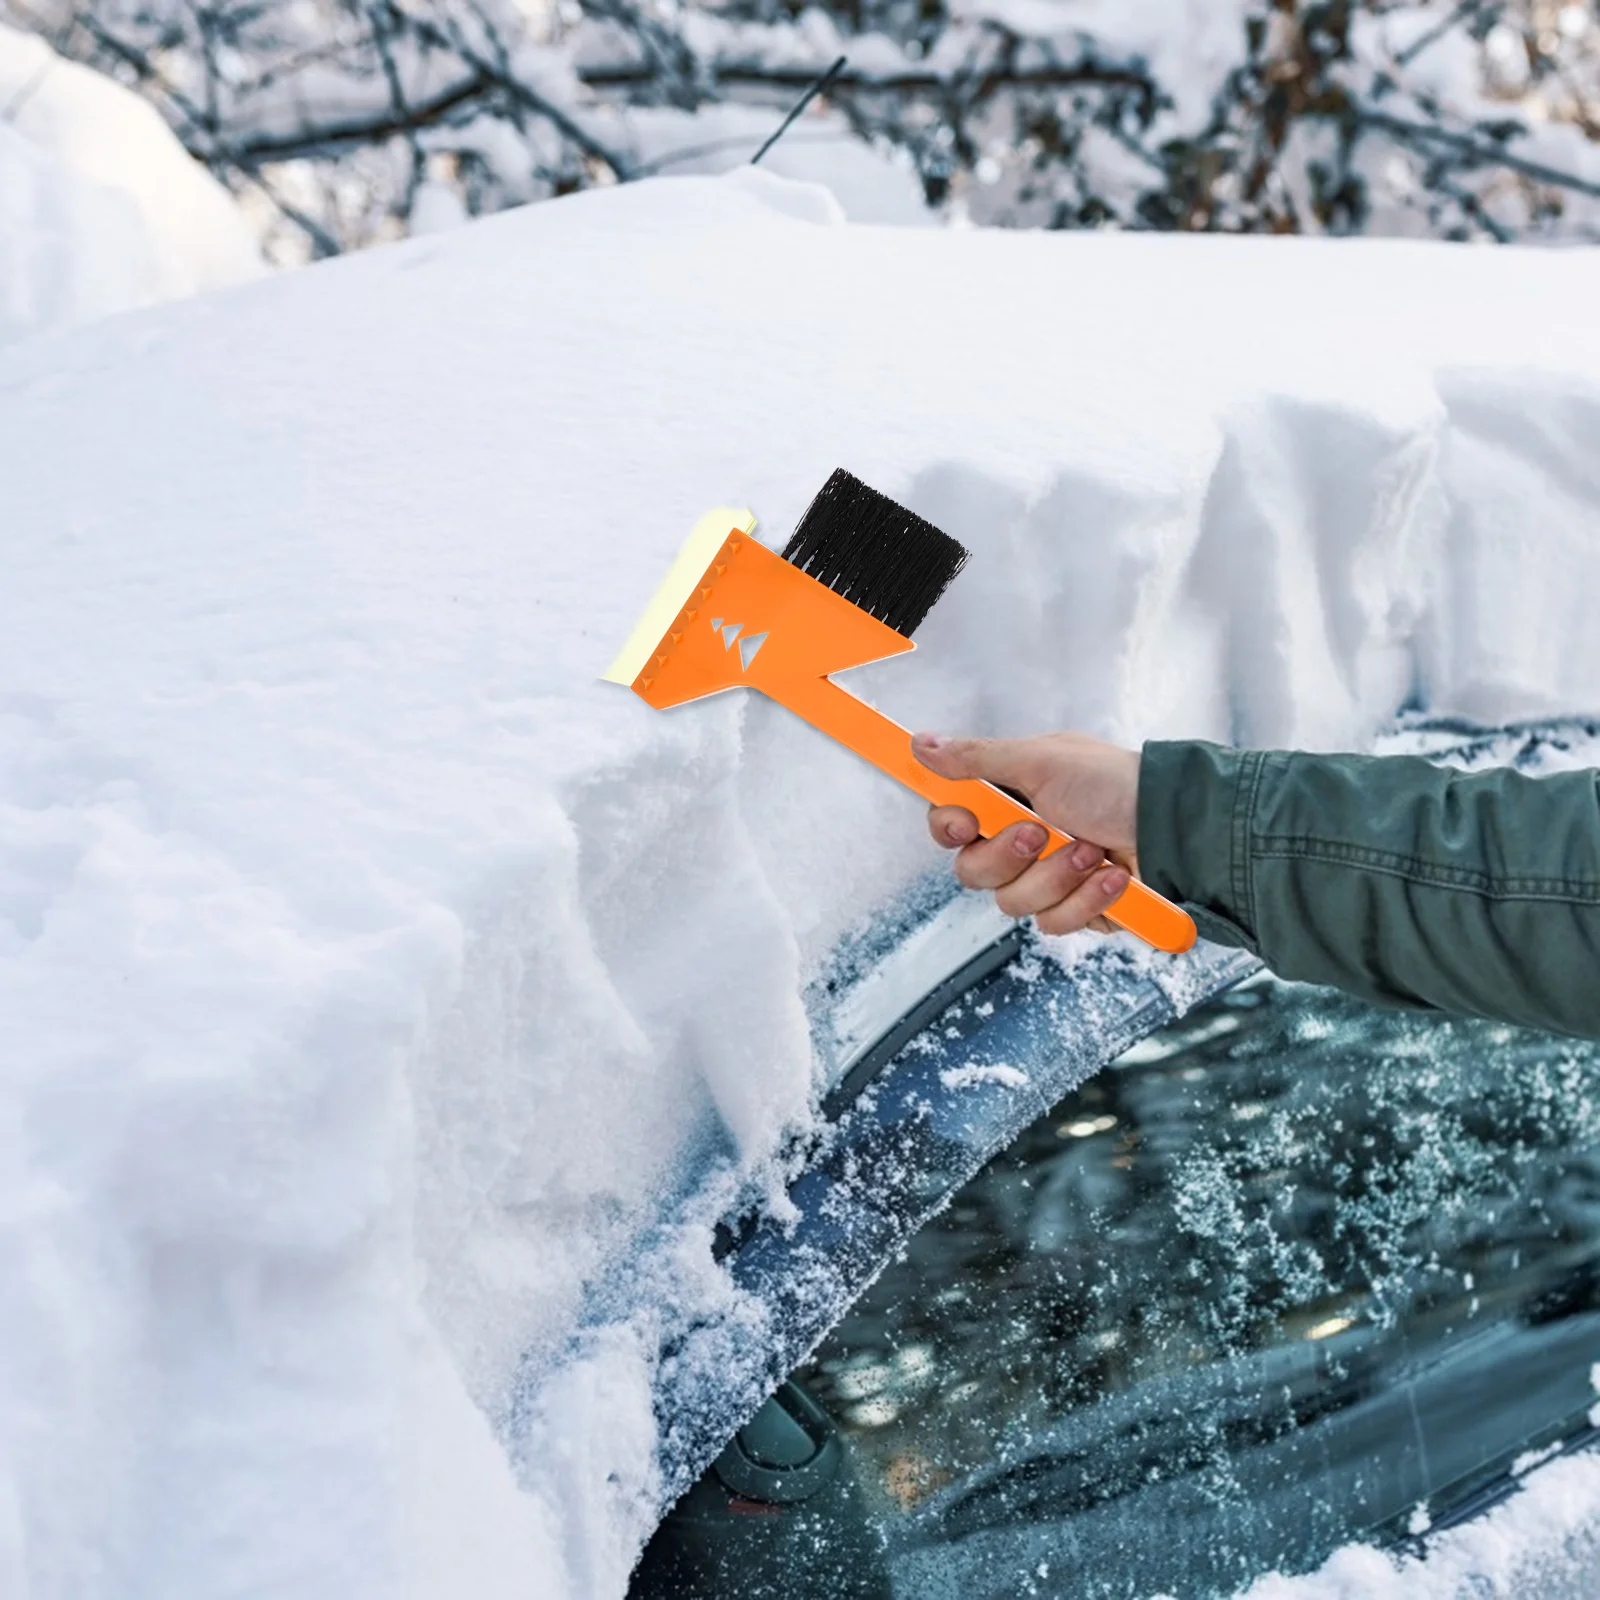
[1225,725,1600,1598]
[800,723,1600,1595]
[5,169,1600,1598]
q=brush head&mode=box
[780,469,970,639]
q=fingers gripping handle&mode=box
[767,675,1197,955]
[935,774,1196,954]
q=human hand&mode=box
[910,730,1142,938]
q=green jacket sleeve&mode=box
[1136,739,1600,1039]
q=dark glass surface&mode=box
[796,975,1600,1598]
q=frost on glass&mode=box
[795,974,1600,1599]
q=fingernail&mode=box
[1014,826,1046,856]
[1070,842,1098,871]
[913,731,948,751]
[1101,867,1129,897]
[946,818,974,845]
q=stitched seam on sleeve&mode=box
[1254,835,1600,901]
[1231,750,1269,932]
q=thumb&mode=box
[910,731,1050,795]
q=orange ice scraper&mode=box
[602,469,1196,954]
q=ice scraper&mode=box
[603,469,1196,953]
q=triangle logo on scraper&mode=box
[710,616,768,671]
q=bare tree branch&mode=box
[18,0,1600,256]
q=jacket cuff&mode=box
[1136,739,1266,951]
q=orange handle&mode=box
[768,674,1196,954]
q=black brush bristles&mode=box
[779,468,971,639]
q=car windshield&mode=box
[796,972,1600,1598]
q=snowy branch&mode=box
[11,0,1600,255]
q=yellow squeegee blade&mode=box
[602,505,757,686]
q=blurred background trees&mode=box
[7,0,1600,260]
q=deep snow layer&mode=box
[0,23,261,345]
[5,169,1600,1598]
[1244,1449,1600,1599]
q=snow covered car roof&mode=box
[7,166,1600,1597]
